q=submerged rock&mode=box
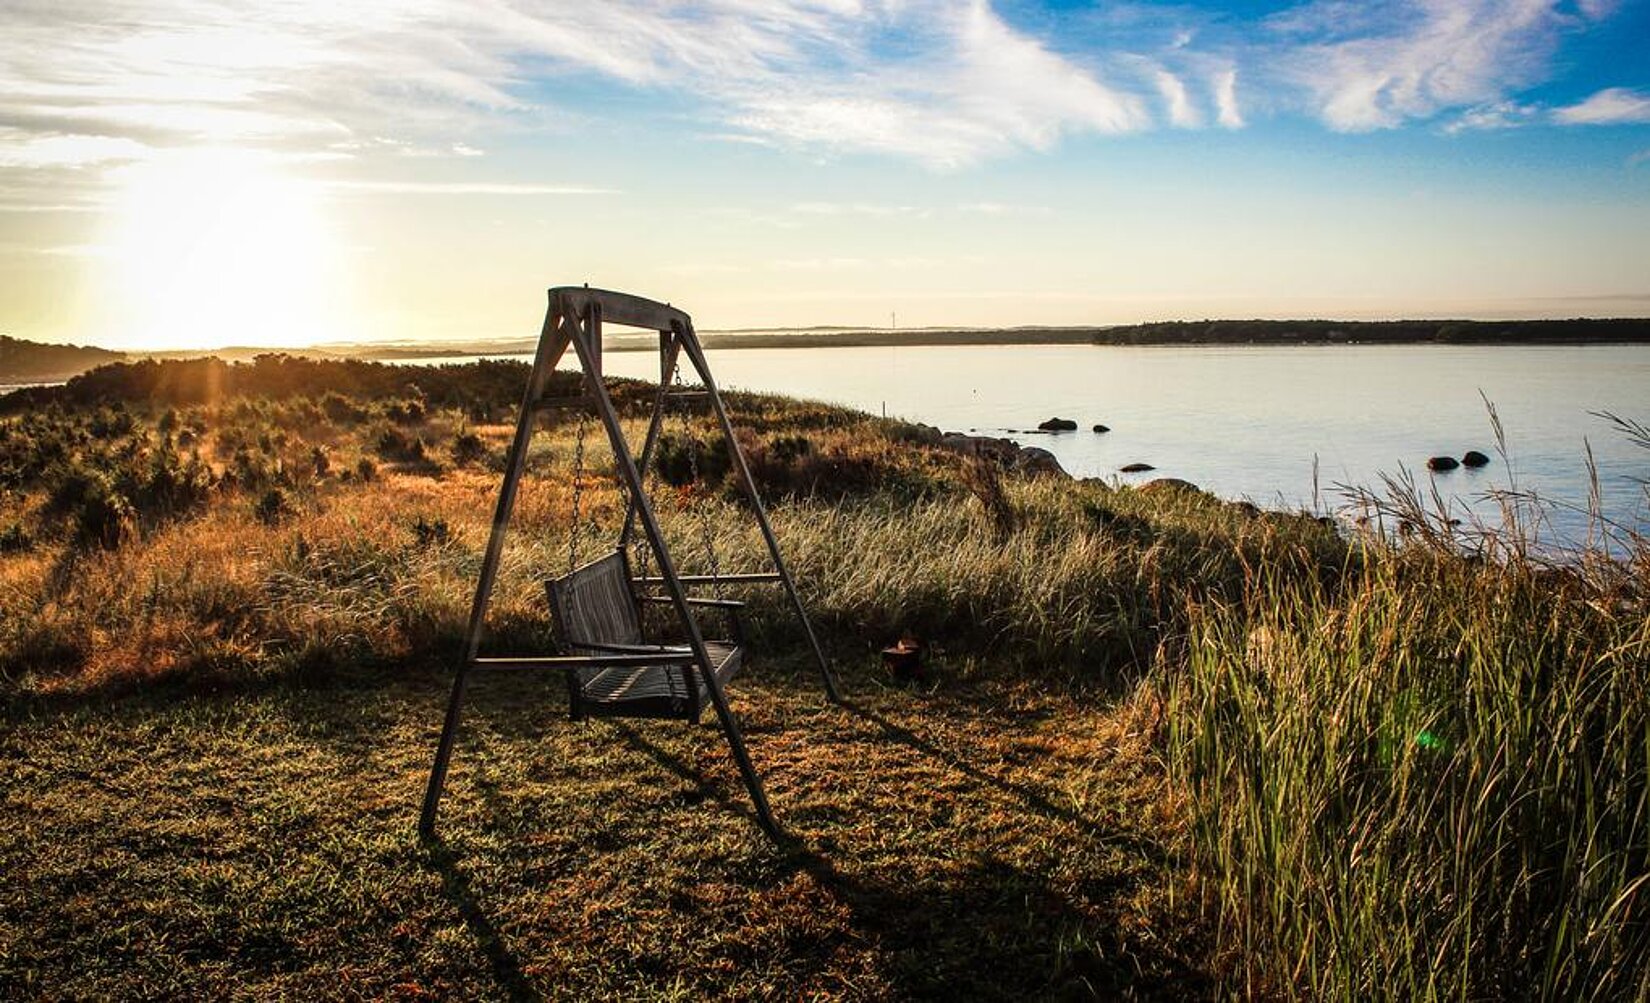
[1092,424,1110,434]
[1461,450,1491,468]
[1037,417,1078,432]
[1120,462,1155,473]
[1427,455,1460,472]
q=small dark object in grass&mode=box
[1461,450,1490,468]
[413,515,451,546]
[255,487,290,525]
[0,522,32,553]
[1120,462,1154,473]
[882,635,926,683]
[452,429,486,465]
[1427,455,1459,472]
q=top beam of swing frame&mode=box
[552,285,690,336]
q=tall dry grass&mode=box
[1166,438,1650,999]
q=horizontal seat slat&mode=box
[546,549,743,721]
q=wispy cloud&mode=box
[1553,88,1650,125]
[1268,0,1573,132]
[721,1,1149,167]
[1155,70,1201,128]
[788,202,926,217]
[1212,69,1244,129]
[955,202,1052,216]
[0,0,1636,176]
[323,181,616,196]
[0,133,150,168]
[1443,100,1542,134]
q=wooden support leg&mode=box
[699,664,780,839]
[420,667,472,837]
[578,313,781,842]
[679,329,842,704]
[420,301,569,838]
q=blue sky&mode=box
[1,0,1648,348]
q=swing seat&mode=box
[547,549,744,721]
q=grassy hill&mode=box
[0,335,125,382]
[1,357,1647,998]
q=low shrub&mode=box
[451,428,486,465]
[255,487,290,525]
[0,521,31,553]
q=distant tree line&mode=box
[1092,318,1650,345]
[0,335,124,381]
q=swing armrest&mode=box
[639,596,746,610]
[567,640,694,657]
[640,596,746,647]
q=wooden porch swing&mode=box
[418,286,840,841]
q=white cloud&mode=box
[1443,99,1541,133]
[0,0,1151,172]
[0,133,150,168]
[1553,88,1650,125]
[1270,0,1570,131]
[1155,71,1201,127]
[955,202,1052,215]
[789,202,925,217]
[0,0,1633,175]
[725,1,1148,167]
[323,180,617,196]
[1213,69,1244,128]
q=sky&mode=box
[1,0,1649,351]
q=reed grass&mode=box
[1167,481,1650,999]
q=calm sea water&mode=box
[396,343,1647,543]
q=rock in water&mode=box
[1461,450,1490,468]
[1016,447,1068,478]
[1092,424,1110,433]
[1140,477,1199,494]
[1120,462,1155,473]
[1427,455,1460,472]
[1037,417,1078,431]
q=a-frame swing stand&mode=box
[419,286,840,841]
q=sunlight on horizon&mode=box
[96,150,351,351]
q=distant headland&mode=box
[3,318,1649,384]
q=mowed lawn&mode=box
[0,662,1211,1000]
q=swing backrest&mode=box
[546,549,642,651]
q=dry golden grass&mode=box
[1,667,1209,999]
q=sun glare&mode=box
[100,150,348,352]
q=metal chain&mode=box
[568,407,589,574]
[632,369,669,592]
[679,369,727,600]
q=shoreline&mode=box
[5,317,1650,382]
